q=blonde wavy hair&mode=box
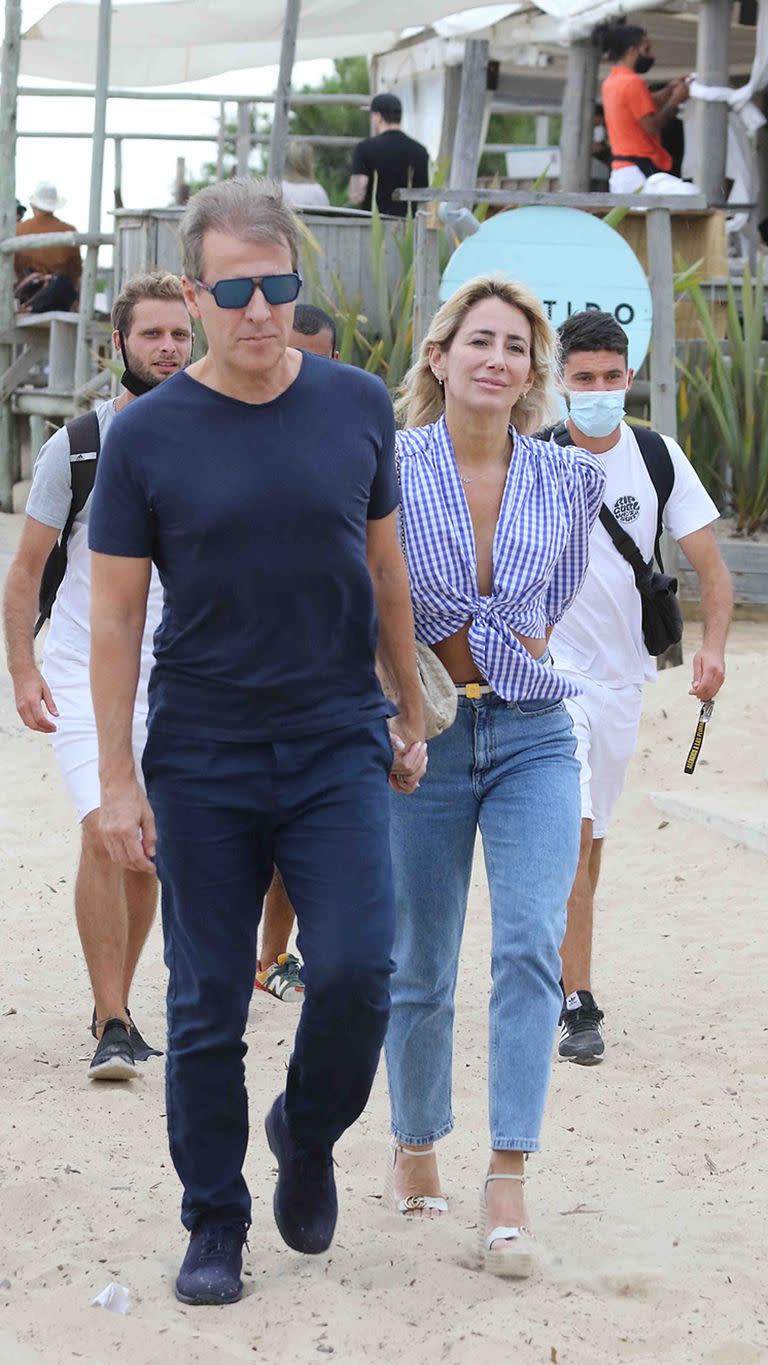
[395,275,560,434]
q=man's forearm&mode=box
[90,616,144,782]
[372,567,424,726]
[700,564,733,656]
[3,564,39,678]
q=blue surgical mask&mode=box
[567,388,626,438]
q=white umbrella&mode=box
[20,0,514,83]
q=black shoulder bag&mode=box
[547,421,683,656]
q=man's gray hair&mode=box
[179,177,301,280]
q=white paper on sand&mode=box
[91,1282,130,1313]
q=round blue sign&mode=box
[440,206,652,373]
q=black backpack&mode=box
[35,409,101,636]
[545,421,683,655]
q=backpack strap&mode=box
[34,409,101,636]
[629,426,674,572]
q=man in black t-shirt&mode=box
[88,177,427,1305]
[349,93,429,217]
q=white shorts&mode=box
[609,165,647,194]
[562,673,643,840]
[46,671,149,824]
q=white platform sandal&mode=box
[384,1142,449,1216]
[479,1171,534,1278]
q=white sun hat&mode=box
[29,181,67,213]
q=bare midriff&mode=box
[430,618,548,686]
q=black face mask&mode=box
[119,331,156,396]
[118,330,194,397]
[635,55,655,74]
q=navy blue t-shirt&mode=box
[88,353,399,741]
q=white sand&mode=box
[1,510,766,1365]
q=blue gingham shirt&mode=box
[396,417,606,702]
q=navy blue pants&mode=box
[143,720,395,1231]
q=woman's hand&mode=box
[389,715,428,794]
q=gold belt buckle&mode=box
[465,682,482,699]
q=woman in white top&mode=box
[384,276,605,1276]
[281,142,330,209]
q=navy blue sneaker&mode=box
[175,1218,248,1305]
[265,1094,337,1255]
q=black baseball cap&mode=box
[368,92,402,121]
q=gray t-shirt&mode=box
[27,399,162,692]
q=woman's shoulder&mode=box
[517,428,605,484]
[395,422,438,460]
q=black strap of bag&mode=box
[35,409,101,636]
[546,420,682,655]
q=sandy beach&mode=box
[1,508,766,1365]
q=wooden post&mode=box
[559,37,599,192]
[236,101,251,177]
[216,101,227,179]
[174,157,186,205]
[696,0,732,204]
[647,204,682,668]
[449,39,490,196]
[647,207,677,439]
[412,210,441,352]
[73,0,111,410]
[437,65,462,173]
[113,135,123,208]
[268,0,302,182]
[0,0,21,510]
[535,115,550,147]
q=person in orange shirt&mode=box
[14,182,82,313]
[593,23,690,193]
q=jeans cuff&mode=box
[489,1138,540,1152]
[391,1120,453,1145]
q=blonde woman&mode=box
[384,276,606,1276]
[281,142,330,209]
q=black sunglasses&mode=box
[193,272,302,309]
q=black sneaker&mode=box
[558,990,605,1065]
[88,1018,138,1081]
[90,1008,162,1061]
[265,1094,337,1254]
[175,1218,248,1306]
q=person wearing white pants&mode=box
[549,309,733,1064]
[3,271,193,1081]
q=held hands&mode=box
[99,777,157,874]
[690,647,725,701]
[389,717,428,795]
[13,667,59,733]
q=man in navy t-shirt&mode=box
[88,177,426,1305]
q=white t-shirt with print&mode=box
[550,422,718,687]
[26,399,162,708]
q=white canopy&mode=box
[19,0,518,85]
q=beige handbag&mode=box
[385,450,458,741]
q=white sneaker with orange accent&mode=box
[254,953,304,1002]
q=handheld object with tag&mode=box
[684,701,714,775]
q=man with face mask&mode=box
[593,21,691,194]
[3,271,193,1081]
[546,310,732,1064]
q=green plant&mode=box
[299,197,417,391]
[677,267,768,533]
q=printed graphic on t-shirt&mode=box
[613,494,640,523]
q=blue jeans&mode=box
[143,720,395,1231]
[385,692,580,1151]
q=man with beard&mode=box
[3,271,193,1081]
